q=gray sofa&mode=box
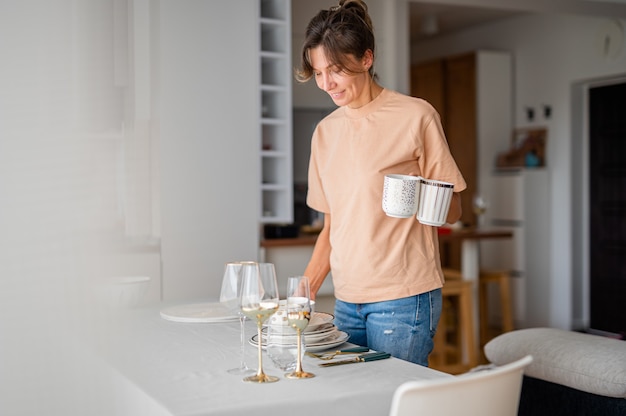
[484,327,626,416]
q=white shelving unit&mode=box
[259,0,292,223]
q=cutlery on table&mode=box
[318,351,391,367]
[306,346,370,360]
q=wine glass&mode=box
[239,261,280,383]
[219,262,255,376]
[285,276,315,379]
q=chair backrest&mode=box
[389,355,533,416]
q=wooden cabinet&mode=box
[410,59,445,114]
[442,54,479,228]
[411,51,512,267]
[259,0,293,223]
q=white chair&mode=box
[389,355,532,416]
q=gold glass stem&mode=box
[243,320,279,383]
[255,322,264,377]
[295,328,304,373]
[285,327,315,379]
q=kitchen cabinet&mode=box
[259,0,293,223]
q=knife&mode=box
[318,351,391,367]
[306,346,370,359]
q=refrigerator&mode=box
[480,168,551,328]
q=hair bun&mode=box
[339,0,368,14]
[337,0,373,31]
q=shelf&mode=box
[262,157,289,186]
[261,0,288,20]
[262,188,291,221]
[258,0,292,224]
[261,149,288,157]
[261,22,287,54]
[261,56,288,86]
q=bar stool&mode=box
[430,279,477,374]
[478,270,514,346]
[442,268,514,346]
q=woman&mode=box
[298,0,466,366]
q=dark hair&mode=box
[296,0,376,82]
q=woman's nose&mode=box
[318,74,334,91]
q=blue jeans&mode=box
[333,289,442,366]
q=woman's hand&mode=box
[446,192,462,224]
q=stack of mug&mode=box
[382,174,454,226]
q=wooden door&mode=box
[410,60,445,114]
[444,53,477,229]
[589,81,626,335]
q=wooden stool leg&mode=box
[498,274,514,333]
[431,301,447,367]
[431,281,476,374]
[479,271,515,346]
[459,283,477,369]
[479,278,490,346]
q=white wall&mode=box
[0,0,161,412]
[154,0,260,301]
[412,13,626,329]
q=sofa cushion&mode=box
[484,328,626,398]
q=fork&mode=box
[306,346,370,360]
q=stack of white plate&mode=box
[250,311,349,352]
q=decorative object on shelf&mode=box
[496,127,547,168]
[595,19,624,60]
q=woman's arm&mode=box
[303,213,332,300]
[446,192,462,224]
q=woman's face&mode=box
[310,46,373,109]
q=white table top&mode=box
[100,303,452,416]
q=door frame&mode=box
[571,74,626,331]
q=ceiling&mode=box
[409,2,525,43]
[409,0,626,43]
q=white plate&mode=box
[305,322,335,334]
[250,330,349,352]
[261,325,338,344]
[307,312,334,330]
[160,302,239,323]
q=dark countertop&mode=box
[260,234,319,248]
[260,227,513,248]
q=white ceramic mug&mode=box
[382,174,421,218]
[416,178,454,226]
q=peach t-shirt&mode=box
[306,89,466,303]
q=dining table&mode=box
[93,302,453,416]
